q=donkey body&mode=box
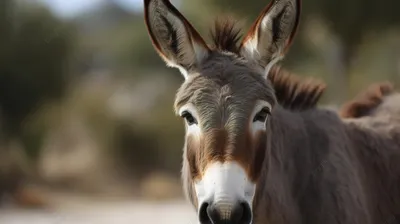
[143,0,400,223]
[341,89,400,224]
[252,95,400,224]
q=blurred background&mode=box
[0,0,399,223]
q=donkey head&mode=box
[144,0,301,223]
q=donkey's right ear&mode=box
[144,0,210,79]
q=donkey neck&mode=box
[254,105,342,222]
[268,105,336,181]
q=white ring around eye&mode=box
[179,104,201,137]
[250,100,272,135]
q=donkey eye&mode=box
[181,111,198,125]
[253,107,271,123]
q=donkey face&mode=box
[144,0,300,223]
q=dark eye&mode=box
[181,111,198,125]
[253,107,271,123]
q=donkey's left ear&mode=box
[239,0,301,74]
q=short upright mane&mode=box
[209,17,243,53]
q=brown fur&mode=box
[339,82,394,118]
[144,0,400,223]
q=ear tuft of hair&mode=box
[339,82,395,118]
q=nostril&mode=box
[199,201,252,224]
[240,202,252,223]
[230,203,244,223]
[206,203,220,224]
[199,202,210,223]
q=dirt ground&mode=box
[0,187,197,224]
[0,199,196,224]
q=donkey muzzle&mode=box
[199,200,252,224]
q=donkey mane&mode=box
[339,82,394,118]
[209,17,326,111]
[268,65,326,111]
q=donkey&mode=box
[143,0,400,223]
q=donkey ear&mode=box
[239,0,301,75]
[144,0,210,79]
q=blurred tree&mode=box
[0,0,76,159]
[0,0,76,206]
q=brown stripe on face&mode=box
[228,129,268,183]
[248,131,268,182]
[186,135,201,181]
[186,129,228,181]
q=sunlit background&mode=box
[0,0,399,223]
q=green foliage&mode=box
[0,1,76,165]
[0,1,76,139]
[307,0,400,66]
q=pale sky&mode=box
[39,0,144,18]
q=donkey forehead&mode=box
[174,53,276,112]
